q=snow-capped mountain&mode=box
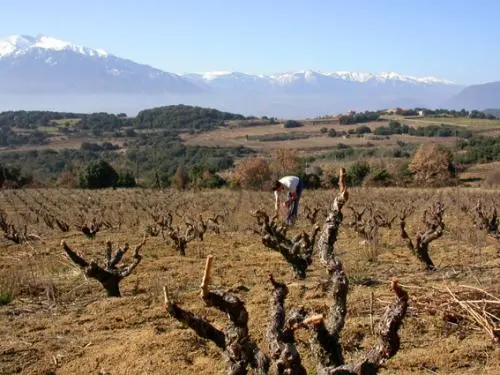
[0,34,201,94]
[0,34,467,117]
[0,35,108,58]
[181,70,461,115]
[183,70,455,87]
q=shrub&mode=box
[327,128,337,137]
[58,170,79,188]
[79,160,119,189]
[346,161,371,186]
[0,165,33,188]
[117,171,137,188]
[355,125,372,134]
[409,144,455,186]
[197,170,226,189]
[171,167,189,190]
[283,120,303,128]
[234,157,272,190]
[0,290,14,305]
[365,168,392,187]
[271,147,301,177]
[298,172,322,189]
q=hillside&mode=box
[448,81,500,110]
[0,105,499,189]
[134,105,248,130]
[485,108,500,118]
[0,35,200,94]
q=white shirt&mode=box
[274,176,300,201]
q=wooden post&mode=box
[339,168,346,191]
[163,285,170,306]
[200,255,213,298]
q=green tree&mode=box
[346,161,370,186]
[117,171,137,188]
[79,160,119,189]
[283,120,303,128]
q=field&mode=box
[407,117,500,129]
[181,121,459,152]
[0,187,499,374]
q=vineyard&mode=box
[0,182,499,374]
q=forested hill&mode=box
[0,105,249,132]
[0,105,257,188]
[134,105,246,130]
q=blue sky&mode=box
[1,0,498,84]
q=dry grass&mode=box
[460,162,500,188]
[408,117,500,128]
[181,116,500,153]
[0,187,499,375]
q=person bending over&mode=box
[272,175,304,226]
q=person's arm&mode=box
[274,190,280,212]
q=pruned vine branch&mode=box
[317,168,349,265]
[304,205,322,225]
[164,255,270,375]
[0,210,40,244]
[252,210,320,279]
[399,201,445,270]
[472,201,499,240]
[166,224,196,256]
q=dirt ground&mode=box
[0,187,499,374]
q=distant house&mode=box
[418,110,425,117]
[386,108,399,114]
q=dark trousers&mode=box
[287,179,304,225]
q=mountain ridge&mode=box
[0,34,495,117]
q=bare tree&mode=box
[152,211,173,229]
[75,215,101,239]
[185,214,209,241]
[472,201,499,240]
[61,237,146,297]
[147,211,174,237]
[304,205,322,225]
[252,210,320,279]
[400,201,445,270]
[166,224,196,256]
[311,167,408,374]
[206,214,225,235]
[55,218,70,232]
[0,210,40,244]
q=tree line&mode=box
[0,105,251,147]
